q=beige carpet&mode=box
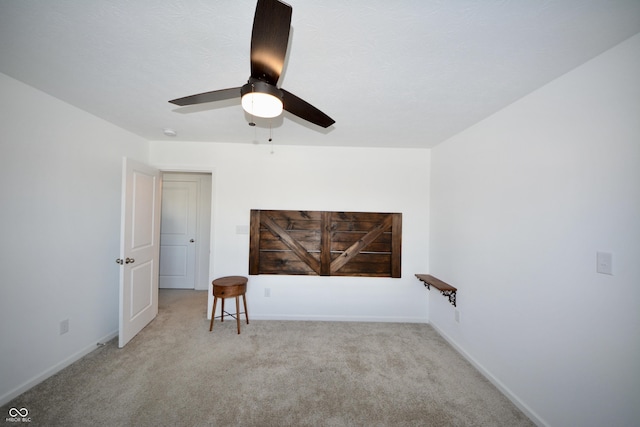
[2,290,534,427]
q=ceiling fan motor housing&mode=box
[241,79,283,100]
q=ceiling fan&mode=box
[169,0,335,128]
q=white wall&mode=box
[0,73,149,405]
[150,142,430,322]
[7,33,636,425]
[429,34,640,427]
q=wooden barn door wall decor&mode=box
[249,210,402,278]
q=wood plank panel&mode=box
[259,229,321,251]
[321,211,332,276]
[260,210,322,221]
[261,215,321,275]
[249,210,261,275]
[331,253,392,276]
[329,215,393,273]
[391,213,402,278]
[249,210,402,278]
[258,252,319,275]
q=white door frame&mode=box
[154,166,216,308]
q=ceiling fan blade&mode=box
[169,87,241,106]
[250,0,292,85]
[281,89,335,128]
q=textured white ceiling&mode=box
[1,0,639,148]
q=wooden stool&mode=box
[209,276,249,334]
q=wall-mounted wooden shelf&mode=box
[415,274,457,307]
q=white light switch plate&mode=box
[596,252,613,275]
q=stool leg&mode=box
[243,293,249,324]
[221,298,225,322]
[210,296,217,331]
[236,296,241,334]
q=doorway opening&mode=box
[159,172,212,290]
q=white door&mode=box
[118,158,162,348]
[159,180,197,288]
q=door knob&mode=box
[190,239,195,243]
[125,257,135,264]
[116,258,124,265]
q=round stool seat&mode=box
[212,276,247,298]
[210,276,249,334]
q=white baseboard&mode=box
[0,330,118,407]
[248,314,428,323]
[428,322,548,427]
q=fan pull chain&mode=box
[269,121,274,154]
[248,83,256,126]
[253,118,257,141]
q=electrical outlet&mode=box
[264,288,271,297]
[60,319,69,335]
[455,310,461,323]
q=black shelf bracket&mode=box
[439,289,456,307]
[415,274,457,307]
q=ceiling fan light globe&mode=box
[241,92,283,118]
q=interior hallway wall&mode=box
[0,73,149,405]
[429,34,640,427]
